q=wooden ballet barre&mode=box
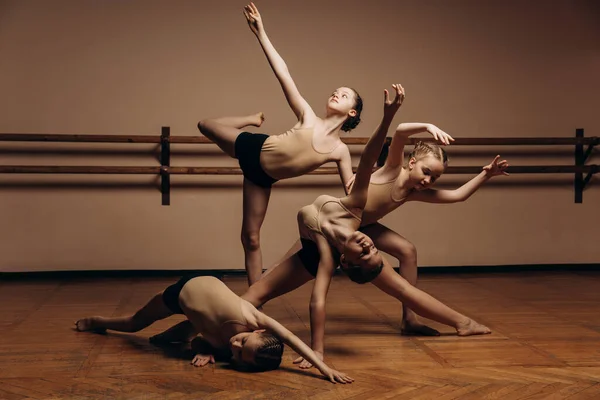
[0,166,161,174]
[347,137,599,146]
[0,165,597,175]
[1,128,596,204]
[167,165,594,175]
[0,133,597,146]
[0,134,163,143]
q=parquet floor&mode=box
[1,270,599,399]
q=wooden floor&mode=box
[1,270,600,399]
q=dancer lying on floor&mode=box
[75,275,353,384]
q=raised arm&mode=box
[409,155,509,203]
[244,3,315,123]
[384,123,454,170]
[346,84,405,209]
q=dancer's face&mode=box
[229,331,263,365]
[327,87,358,117]
[408,155,445,190]
[342,231,382,271]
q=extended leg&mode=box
[75,292,173,333]
[362,223,439,336]
[242,252,314,308]
[371,262,490,336]
[197,113,264,157]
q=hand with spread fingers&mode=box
[425,124,454,145]
[243,2,264,36]
[383,83,406,120]
[324,368,355,384]
[483,155,510,177]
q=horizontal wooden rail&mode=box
[347,137,599,146]
[0,133,597,146]
[0,166,160,174]
[1,128,596,204]
[0,165,597,175]
[0,134,164,143]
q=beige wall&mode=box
[0,0,598,272]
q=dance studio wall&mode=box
[0,0,598,272]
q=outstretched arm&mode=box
[245,272,354,384]
[253,313,353,383]
[346,84,405,209]
[409,155,509,203]
[244,3,315,124]
[304,234,336,365]
[384,123,454,170]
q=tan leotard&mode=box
[360,179,409,226]
[178,276,250,348]
[298,194,361,245]
[260,128,339,180]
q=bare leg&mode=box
[200,112,269,287]
[75,292,174,333]
[149,320,198,345]
[242,178,272,286]
[211,113,264,129]
[362,223,439,336]
[242,251,314,308]
[371,262,491,336]
[197,113,264,158]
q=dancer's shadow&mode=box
[75,328,195,361]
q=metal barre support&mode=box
[160,127,171,206]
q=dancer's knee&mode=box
[241,229,261,251]
[197,119,211,134]
[394,241,417,264]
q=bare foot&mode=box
[249,112,265,127]
[400,320,440,336]
[457,319,491,336]
[74,317,105,333]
